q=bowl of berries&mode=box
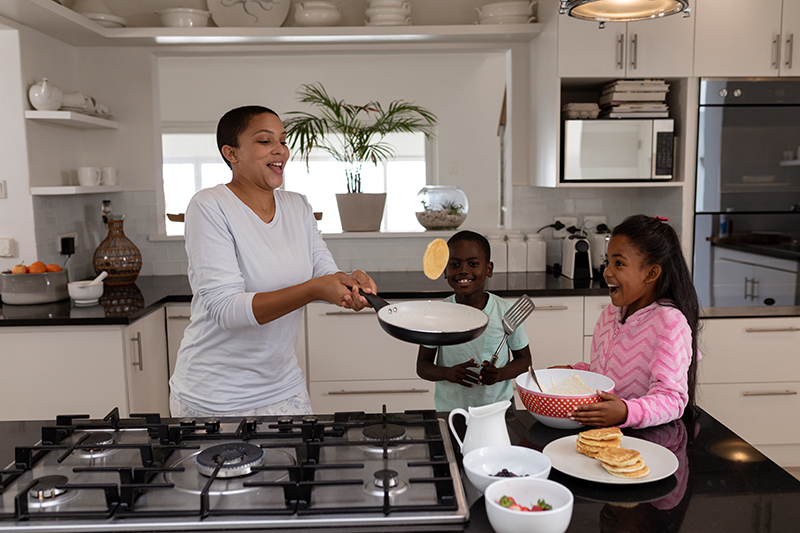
[484,477,574,533]
[462,445,551,494]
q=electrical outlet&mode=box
[583,215,608,233]
[553,215,578,239]
[0,238,13,257]
[57,232,77,254]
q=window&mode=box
[162,132,429,235]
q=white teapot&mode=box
[294,1,341,27]
[448,400,512,456]
[28,78,63,111]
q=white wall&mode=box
[157,51,507,231]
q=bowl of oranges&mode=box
[0,262,68,305]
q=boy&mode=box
[416,230,532,411]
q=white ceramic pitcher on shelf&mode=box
[447,400,511,456]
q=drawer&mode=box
[308,379,435,414]
[306,303,418,381]
[584,296,608,335]
[698,382,800,446]
[699,317,800,383]
[516,296,584,369]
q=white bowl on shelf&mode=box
[477,0,536,18]
[479,14,535,24]
[82,12,127,28]
[155,8,211,28]
[365,6,411,17]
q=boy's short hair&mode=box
[447,230,491,263]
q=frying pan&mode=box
[359,291,489,345]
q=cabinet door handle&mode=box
[534,305,569,311]
[328,388,430,395]
[787,34,794,70]
[168,315,191,319]
[325,310,376,316]
[630,33,638,70]
[131,332,143,371]
[773,33,781,69]
[742,390,797,397]
[616,34,624,70]
[745,327,800,333]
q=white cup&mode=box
[101,167,118,185]
[77,166,101,186]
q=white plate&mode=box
[542,435,678,485]
[80,12,127,28]
[73,298,100,306]
[207,0,290,27]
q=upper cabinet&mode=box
[694,0,799,77]
[558,14,695,78]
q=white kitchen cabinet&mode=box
[0,307,170,420]
[694,0,799,77]
[698,316,800,466]
[557,13,695,78]
[583,295,609,361]
[165,303,307,381]
[516,296,584,369]
[305,302,433,413]
[711,247,798,307]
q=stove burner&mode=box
[29,475,69,500]
[73,432,119,459]
[364,469,408,497]
[362,424,406,441]
[195,443,265,478]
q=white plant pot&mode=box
[336,193,386,232]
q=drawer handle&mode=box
[742,390,797,397]
[745,327,800,333]
[328,388,429,395]
[534,306,569,311]
[325,310,376,316]
[168,315,191,319]
[131,332,143,371]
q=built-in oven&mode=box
[693,79,800,308]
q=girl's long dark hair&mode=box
[611,215,700,420]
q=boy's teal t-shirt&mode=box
[426,292,529,412]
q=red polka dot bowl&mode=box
[516,369,615,429]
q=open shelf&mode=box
[556,181,685,188]
[30,185,123,196]
[778,160,800,167]
[25,110,118,129]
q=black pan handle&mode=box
[359,289,390,311]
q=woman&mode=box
[169,105,377,417]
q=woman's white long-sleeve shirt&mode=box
[169,184,338,413]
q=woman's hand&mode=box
[569,390,628,427]
[343,269,377,311]
[444,359,481,388]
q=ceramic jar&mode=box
[28,78,63,111]
[294,1,341,26]
[415,185,468,230]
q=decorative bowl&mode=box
[516,368,615,429]
[484,477,573,533]
[0,270,69,305]
[477,0,535,18]
[156,8,211,28]
[463,445,551,494]
[207,0,291,28]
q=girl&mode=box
[567,215,700,429]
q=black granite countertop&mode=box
[1,408,798,532]
[0,272,609,327]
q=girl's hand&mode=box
[444,359,481,388]
[479,361,500,386]
[569,390,628,427]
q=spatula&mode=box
[488,295,535,367]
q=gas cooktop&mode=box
[0,407,469,531]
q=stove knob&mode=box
[277,416,293,432]
[179,419,197,427]
[302,415,318,425]
[204,419,221,433]
[246,418,259,432]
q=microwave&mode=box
[561,119,674,182]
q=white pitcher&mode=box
[447,400,511,456]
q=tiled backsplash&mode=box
[32,186,683,280]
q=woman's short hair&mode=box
[216,106,279,169]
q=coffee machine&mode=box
[561,234,592,280]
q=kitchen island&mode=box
[0,407,798,532]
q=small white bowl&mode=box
[155,7,211,28]
[68,280,104,305]
[463,445,551,494]
[478,0,535,17]
[479,14,535,24]
[484,477,573,533]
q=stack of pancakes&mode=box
[575,427,649,479]
[575,427,622,458]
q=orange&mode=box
[422,238,449,280]
[28,261,46,274]
[45,264,62,272]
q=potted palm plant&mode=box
[284,82,437,231]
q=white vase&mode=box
[336,193,386,232]
[28,78,63,111]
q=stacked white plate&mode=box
[81,12,127,28]
[476,0,536,25]
[366,0,412,26]
[71,0,127,27]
